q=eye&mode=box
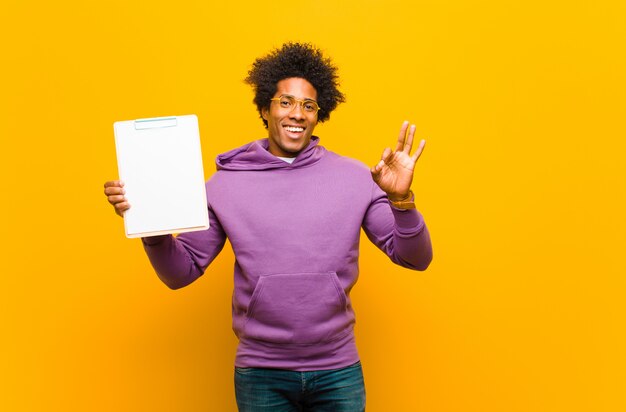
[279,96,294,108]
[303,101,317,112]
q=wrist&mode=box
[388,190,416,209]
[387,191,412,202]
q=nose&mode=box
[289,103,306,120]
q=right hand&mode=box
[103,180,130,217]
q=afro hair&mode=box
[245,42,345,128]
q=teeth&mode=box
[284,126,304,132]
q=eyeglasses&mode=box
[270,95,321,114]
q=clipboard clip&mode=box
[134,116,177,130]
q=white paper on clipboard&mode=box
[113,114,209,238]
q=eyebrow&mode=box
[280,94,318,103]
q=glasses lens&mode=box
[303,100,319,113]
[279,95,294,109]
[275,95,319,113]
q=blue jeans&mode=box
[234,361,366,411]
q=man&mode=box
[104,42,432,411]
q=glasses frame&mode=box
[270,94,321,114]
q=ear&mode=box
[261,107,268,121]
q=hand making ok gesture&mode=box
[370,121,426,201]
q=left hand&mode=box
[370,121,426,201]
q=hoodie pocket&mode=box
[243,272,354,345]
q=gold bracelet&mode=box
[389,190,416,209]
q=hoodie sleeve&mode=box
[362,182,433,271]
[141,203,227,289]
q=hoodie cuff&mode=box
[141,234,171,246]
[390,206,425,237]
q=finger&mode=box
[370,164,383,182]
[403,124,416,153]
[115,202,130,217]
[103,180,124,189]
[380,147,392,163]
[370,159,385,176]
[107,194,127,205]
[370,165,379,178]
[104,186,126,196]
[395,121,409,152]
[411,139,427,163]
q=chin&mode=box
[282,140,307,154]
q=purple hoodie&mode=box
[142,137,432,371]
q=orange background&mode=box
[1,1,625,411]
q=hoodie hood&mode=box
[216,136,325,171]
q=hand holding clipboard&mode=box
[106,115,210,238]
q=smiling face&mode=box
[262,77,318,158]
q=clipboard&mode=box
[113,114,209,238]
